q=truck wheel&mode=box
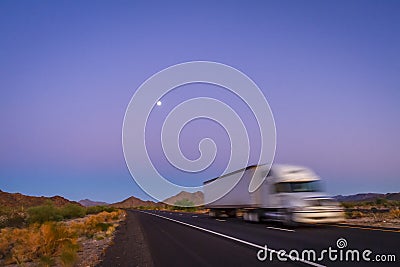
[249,212,260,222]
[227,209,236,218]
[243,212,249,221]
[283,210,297,227]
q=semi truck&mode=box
[204,164,344,225]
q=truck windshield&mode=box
[275,181,321,193]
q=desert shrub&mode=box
[38,225,79,267]
[0,228,15,263]
[28,204,63,224]
[86,205,116,215]
[39,255,55,267]
[0,212,26,228]
[0,222,79,266]
[346,211,365,219]
[0,207,27,228]
[11,227,41,264]
[39,222,68,256]
[341,202,355,209]
[80,211,118,237]
[375,198,388,206]
[95,222,113,232]
[136,205,159,210]
[364,201,374,206]
[390,209,400,219]
[28,203,88,224]
[0,206,10,216]
[59,239,79,267]
[0,209,124,265]
[387,201,400,208]
[61,204,86,219]
[5,213,26,228]
[173,199,196,212]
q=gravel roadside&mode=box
[96,210,153,267]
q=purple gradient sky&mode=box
[1,0,399,202]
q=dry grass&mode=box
[345,211,365,219]
[68,211,121,240]
[390,209,400,219]
[0,210,125,266]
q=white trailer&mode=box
[204,164,344,225]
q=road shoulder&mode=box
[97,210,154,267]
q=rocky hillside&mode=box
[334,192,400,202]
[79,199,109,207]
[110,196,164,208]
[163,191,204,206]
[0,189,81,208]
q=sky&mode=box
[0,0,399,203]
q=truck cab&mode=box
[264,165,345,224]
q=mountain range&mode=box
[333,192,400,202]
[163,191,204,206]
[78,199,109,207]
[2,189,399,210]
[109,196,164,209]
[0,189,81,208]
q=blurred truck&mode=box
[204,164,344,225]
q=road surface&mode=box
[98,210,399,266]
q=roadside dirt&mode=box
[96,210,153,267]
[343,218,400,229]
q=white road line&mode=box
[140,211,324,267]
[216,219,226,222]
[266,226,295,232]
[192,215,198,218]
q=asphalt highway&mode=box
[100,210,400,267]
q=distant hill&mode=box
[385,193,400,201]
[110,196,164,209]
[0,189,81,208]
[79,199,109,207]
[163,191,204,206]
[334,192,400,202]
